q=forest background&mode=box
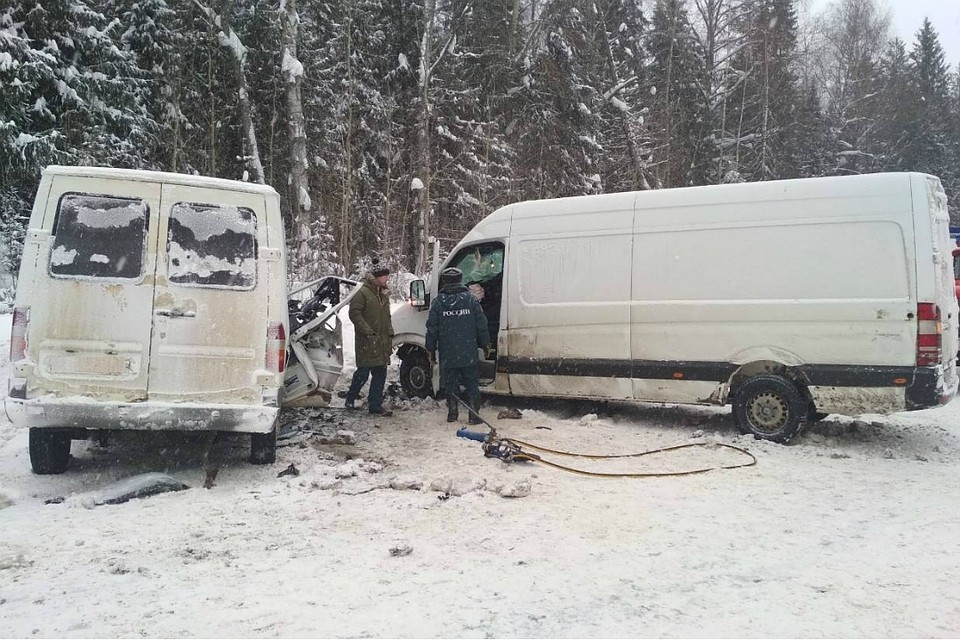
[2,0,959,296]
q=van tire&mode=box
[807,404,829,423]
[732,375,807,444]
[250,427,277,465]
[29,428,72,474]
[400,350,433,399]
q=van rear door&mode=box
[147,184,269,405]
[31,177,161,402]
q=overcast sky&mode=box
[806,0,960,68]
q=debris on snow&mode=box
[334,460,362,478]
[429,476,486,496]
[883,448,895,460]
[317,430,358,445]
[81,473,190,508]
[579,413,599,426]
[0,492,13,510]
[692,429,705,438]
[494,477,532,498]
[389,542,413,557]
[498,408,523,420]
[389,476,423,491]
[278,463,300,478]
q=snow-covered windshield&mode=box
[167,202,257,289]
[49,194,148,279]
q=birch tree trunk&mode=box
[280,0,311,277]
[414,0,437,276]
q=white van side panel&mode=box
[23,175,163,402]
[628,177,918,408]
[506,194,635,399]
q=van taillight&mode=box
[266,321,286,373]
[10,306,29,362]
[916,303,942,367]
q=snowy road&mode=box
[2,313,960,637]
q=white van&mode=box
[392,173,959,442]
[6,166,290,473]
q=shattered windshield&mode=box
[167,202,257,289]
[49,194,148,280]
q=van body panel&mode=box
[506,197,633,399]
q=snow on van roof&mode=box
[43,165,280,196]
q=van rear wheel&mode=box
[29,428,72,474]
[400,350,433,399]
[250,427,277,465]
[732,375,807,444]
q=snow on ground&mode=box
[2,312,960,637]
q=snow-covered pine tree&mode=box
[903,19,951,183]
[590,0,654,193]
[726,0,802,181]
[690,0,747,183]
[513,0,605,199]
[645,0,709,187]
[814,0,889,175]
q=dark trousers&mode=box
[346,365,387,412]
[442,364,480,402]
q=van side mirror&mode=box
[409,279,429,309]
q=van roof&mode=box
[43,165,280,196]
[497,172,933,219]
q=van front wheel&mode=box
[29,428,72,474]
[732,375,807,444]
[250,427,277,465]
[400,350,433,399]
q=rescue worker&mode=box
[344,261,394,416]
[425,267,490,424]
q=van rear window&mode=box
[49,194,148,280]
[167,202,257,289]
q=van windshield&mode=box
[167,202,257,289]
[49,194,148,280]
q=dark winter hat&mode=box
[370,259,390,277]
[440,267,462,287]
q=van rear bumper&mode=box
[905,368,958,410]
[4,398,279,434]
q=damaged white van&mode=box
[6,166,291,473]
[392,173,958,443]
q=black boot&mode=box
[446,396,459,423]
[468,397,483,425]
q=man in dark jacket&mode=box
[344,262,394,416]
[426,267,490,424]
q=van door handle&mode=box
[155,308,197,318]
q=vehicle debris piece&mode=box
[83,472,190,507]
[278,463,300,478]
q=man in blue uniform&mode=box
[426,267,491,424]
